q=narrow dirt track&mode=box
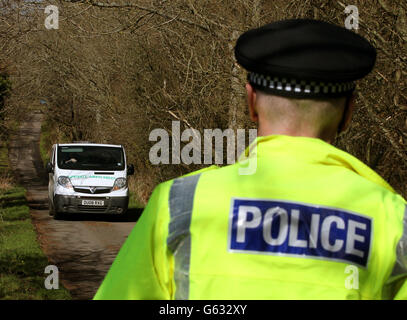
[8,111,141,300]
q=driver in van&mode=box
[65,153,78,164]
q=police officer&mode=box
[94,19,407,300]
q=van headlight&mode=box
[57,176,73,189]
[112,178,127,191]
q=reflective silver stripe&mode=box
[167,174,201,300]
[391,205,407,278]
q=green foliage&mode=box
[0,72,11,137]
[0,72,11,108]
[128,191,143,209]
[0,142,9,175]
[40,121,51,166]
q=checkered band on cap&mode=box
[248,72,355,97]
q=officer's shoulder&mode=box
[152,165,220,194]
[178,165,219,179]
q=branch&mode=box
[63,0,213,33]
[359,93,407,165]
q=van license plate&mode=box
[82,200,104,206]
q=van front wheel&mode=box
[54,211,64,220]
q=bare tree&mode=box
[2,0,405,202]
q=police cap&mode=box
[235,19,377,99]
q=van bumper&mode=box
[54,195,129,214]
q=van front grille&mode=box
[73,187,112,194]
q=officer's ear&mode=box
[338,93,355,133]
[246,83,258,122]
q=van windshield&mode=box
[57,146,125,171]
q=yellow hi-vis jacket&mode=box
[94,135,407,300]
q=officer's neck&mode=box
[257,120,337,144]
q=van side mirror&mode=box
[127,164,134,176]
[46,162,54,174]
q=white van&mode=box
[46,143,134,219]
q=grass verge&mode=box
[0,142,71,299]
[0,187,72,300]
